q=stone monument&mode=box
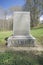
[7,12,35,47]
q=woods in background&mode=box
[0,0,43,31]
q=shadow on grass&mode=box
[0,51,43,65]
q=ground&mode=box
[0,50,43,65]
[31,27,43,45]
[0,26,43,51]
[0,24,43,65]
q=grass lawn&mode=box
[0,51,43,65]
[31,28,43,45]
[0,31,12,46]
[0,27,43,65]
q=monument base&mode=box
[7,35,35,47]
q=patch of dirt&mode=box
[0,45,43,52]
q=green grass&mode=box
[0,27,43,65]
[0,51,41,65]
[31,28,43,45]
[0,31,12,45]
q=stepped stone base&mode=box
[7,35,35,47]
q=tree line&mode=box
[0,0,43,29]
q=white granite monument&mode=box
[7,12,35,47]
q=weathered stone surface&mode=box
[7,35,35,47]
[7,12,35,47]
[13,12,30,35]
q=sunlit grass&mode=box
[31,28,43,45]
[0,31,12,45]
